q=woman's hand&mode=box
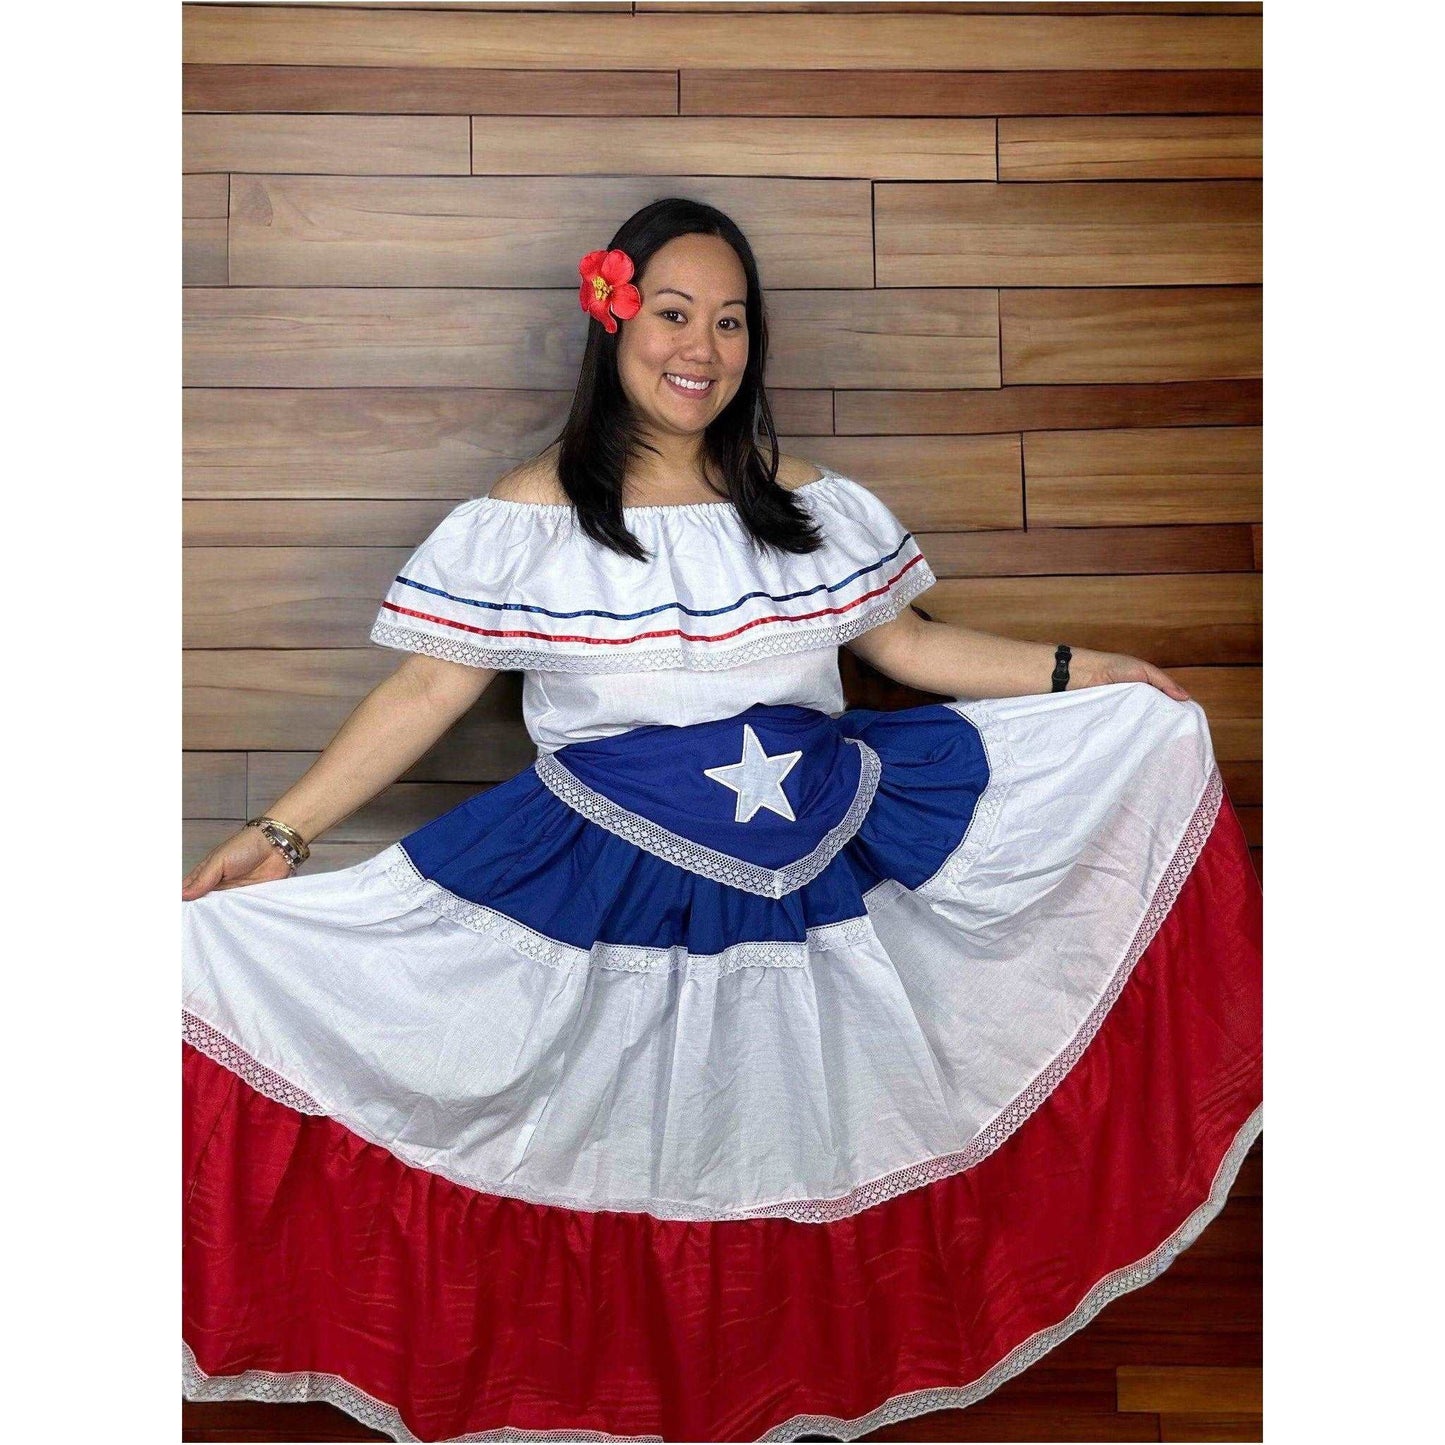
[182,826,293,901]
[1067,647,1191,702]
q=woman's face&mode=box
[615,233,751,451]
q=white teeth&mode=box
[666,374,711,391]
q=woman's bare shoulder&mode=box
[486,444,567,505]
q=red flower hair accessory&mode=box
[578,249,642,334]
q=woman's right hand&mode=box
[182,826,295,900]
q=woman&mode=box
[182,197,1262,1442]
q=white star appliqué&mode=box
[703,724,803,824]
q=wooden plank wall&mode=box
[182,0,1263,893]
[181,12,1263,1443]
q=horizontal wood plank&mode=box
[184,63,678,114]
[183,173,229,218]
[1024,425,1262,525]
[902,575,1260,666]
[184,289,996,388]
[803,435,1023,529]
[184,8,1262,70]
[836,379,1261,434]
[185,499,461,547]
[183,115,470,174]
[1117,1366,1262,1414]
[1171,666,1259,759]
[1000,287,1261,383]
[642,4,1265,12]
[684,67,1261,115]
[226,175,873,287]
[877,180,1260,286]
[184,650,530,754]
[1000,116,1261,179]
[1219,759,1260,805]
[182,389,832,499]
[917,524,1257,575]
[183,288,581,389]
[1159,1414,1264,1442]
[767,290,1001,389]
[471,116,997,179]
[247,754,485,841]
[183,219,227,286]
[183,752,247,817]
[184,547,406,648]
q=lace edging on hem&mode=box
[368,562,937,675]
[181,1103,1262,1443]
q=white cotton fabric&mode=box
[523,648,846,754]
[369,468,937,702]
[182,683,1216,1222]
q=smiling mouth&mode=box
[664,373,715,396]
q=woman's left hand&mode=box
[1067,648,1191,702]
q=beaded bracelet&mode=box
[246,816,311,870]
[1050,644,1072,692]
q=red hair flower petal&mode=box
[608,282,642,321]
[579,247,642,333]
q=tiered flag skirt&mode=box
[182,681,1263,1442]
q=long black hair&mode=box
[549,197,826,563]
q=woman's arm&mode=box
[845,610,1190,701]
[182,653,497,899]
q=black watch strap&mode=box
[1050,643,1072,692]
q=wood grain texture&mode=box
[1117,1366,1262,1414]
[183,753,247,818]
[185,287,990,388]
[876,180,1260,286]
[185,499,462,547]
[1000,116,1261,179]
[683,68,1262,115]
[904,575,1259,665]
[1171,666,1259,759]
[225,175,873,287]
[181,390,833,499]
[1159,1414,1263,1441]
[799,435,1023,529]
[184,546,407,649]
[1024,425,1262,526]
[1219,760,1260,806]
[183,219,228,286]
[184,288,583,388]
[836,379,1261,434]
[766,290,1001,389]
[183,63,678,114]
[917,524,1257,575]
[184,7,1262,70]
[184,173,229,218]
[184,650,530,754]
[184,115,471,176]
[1000,287,1261,383]
[470,116,997,180]
[247,754,484,842]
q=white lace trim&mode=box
[181,1102,1262,1443]
[381,845,879,974]
[534,738,882,899]
[182,1010,325,1115]
[752,767,1226,1223]
[183,770,1224,1229]
[369,559,936,675]
[182,1338,663,1441]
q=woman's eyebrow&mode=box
[654,287,747,308]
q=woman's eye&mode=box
[661,310,742,331]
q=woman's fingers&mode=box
[182,853,223,900]
[1147,663,1191,701]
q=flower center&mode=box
[590,276,612,302]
